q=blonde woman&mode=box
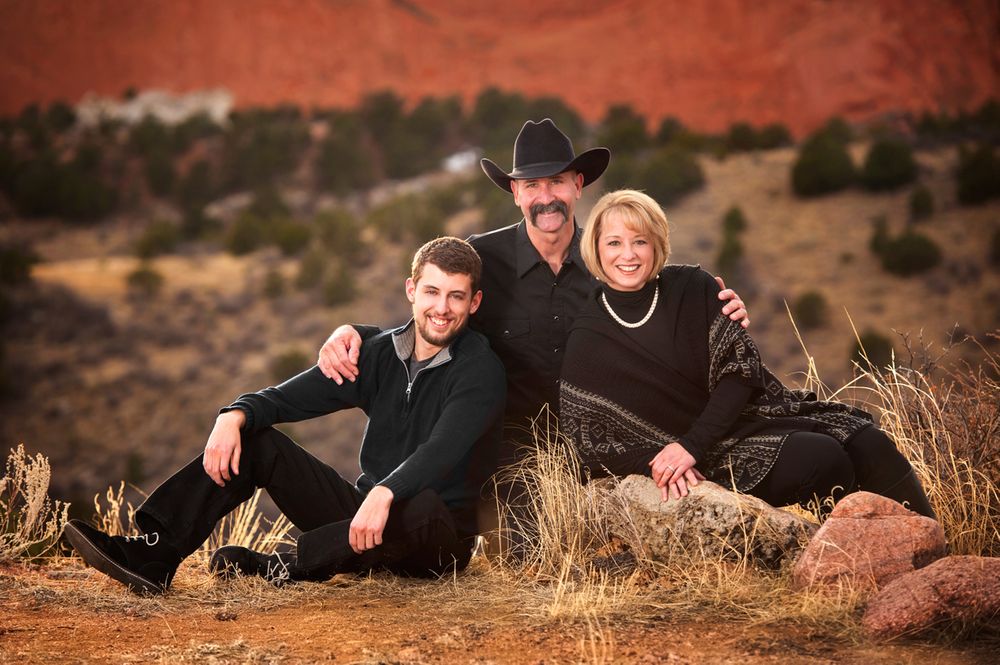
[558,190,933,516]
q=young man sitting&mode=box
[63,237,506,594]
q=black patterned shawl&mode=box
[559,265,873,492]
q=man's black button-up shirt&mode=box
[468,220,597,429]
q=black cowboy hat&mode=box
[480,118,610,191]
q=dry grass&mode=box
[0,443,69,562]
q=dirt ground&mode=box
[1,562,996,665]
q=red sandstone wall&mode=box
[1,0,997,135]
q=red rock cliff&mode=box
[1,0,997,134]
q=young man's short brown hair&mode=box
[411,237,483,292]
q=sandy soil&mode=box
[1,562,995,664]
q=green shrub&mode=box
[861,138,917,191]
[134,220,180,259]
[144,149,176,198]
[722,206,747,234]
[45,101,76,133]
[654,117,685,145]
[716,233,743,274]
[792,291,828,329]
[171,112,221,154]
[869,215,890,255]
[316,116,378,195]
[323,265,356,306]
[726,123,757,152]
[792,134,855,197]
[468,87,528,152]
[316,208,362,253]
[248,187,290,220]
[851,330,894,371]
[129,115,171,157]
[909,184,934,222]
[226,212,268,255]
[222,110,309,190]
[879,231,943,276]
[635,147,705,206]
[818,117,852,145]
[270,348,311,383]
[295,249,327,290]
[263,269,286,299]
[271,219,312,256]
[126,263,164,296]
[956,144,1000,205]
[757,123,793,149]
[179,206,221,240]
[176,160,216,213]
[597,105,648,155]
[0,243,39,285]
[367,192,446,244]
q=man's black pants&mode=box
[136,427,474,578]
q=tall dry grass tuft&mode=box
[0,443,70,562]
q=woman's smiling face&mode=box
[597,209,656,291]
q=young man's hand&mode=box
[318,324,363,384]
[349,486,394,553]
[203,410,245,487]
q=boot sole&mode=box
[63,521,165,596]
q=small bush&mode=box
[879,231,943,276]
[861,138,918,191]
[367,192,446,244]
[909,184,934,222]
[323,265,356,306]
[144,149,176,198]
[792,134,855,197]
[129,115,171,157]
[316,123,378,195]
[818,117,852,145]
[270,348,311,383]
[654,116,685,145]
[634,146,705,206]
[722,206,747,234]
[271,219,312,256]
[851,330,894,371]
[956,144,1000,205]
[126,262,164,296]
[0,243,39,285]
[316,208,364,258]
[716,233,743,274]
[596,105,648,155]
[726,123,757,152]
[171,112,221,154]
[134,219,180,259]
[792,291,828,329]
[756,123,793,149]
[226,212,268,255]
[180,206,221,241]
[45,101,76,133]
[295,248,327,290]
[248,186,290,220]
[263,269,286,299]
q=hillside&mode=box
[1,0,998,135]
[1,138,997,511]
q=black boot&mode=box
[210,546,311,587]
[879,469,936,520]
[62,520,182,595]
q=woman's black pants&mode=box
[135,427,474,578]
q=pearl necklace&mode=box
[601,283,659,328]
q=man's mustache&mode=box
[529,200,569,222]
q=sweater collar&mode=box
[391,320,453,368]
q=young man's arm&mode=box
[317,324,382,384]
[206,361,371,487]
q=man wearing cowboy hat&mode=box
[319,118,748,436]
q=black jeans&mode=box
[136,427,474,578]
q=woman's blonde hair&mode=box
[581,189,671,284]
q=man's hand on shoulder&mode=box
[203,410,245,487]
[318,324,363,384]
[715,275,749,329]
[349,485,394,554]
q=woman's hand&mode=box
[649,443,705,502]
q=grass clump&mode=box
[125,262,164,297]
[0,444,70,562]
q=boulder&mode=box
[792,491,946,593]
[607,476,816,568]
[862,556,1000,639]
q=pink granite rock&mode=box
[792,491,946,592]
[862,556,1000,639]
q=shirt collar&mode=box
[515,219,588,279]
